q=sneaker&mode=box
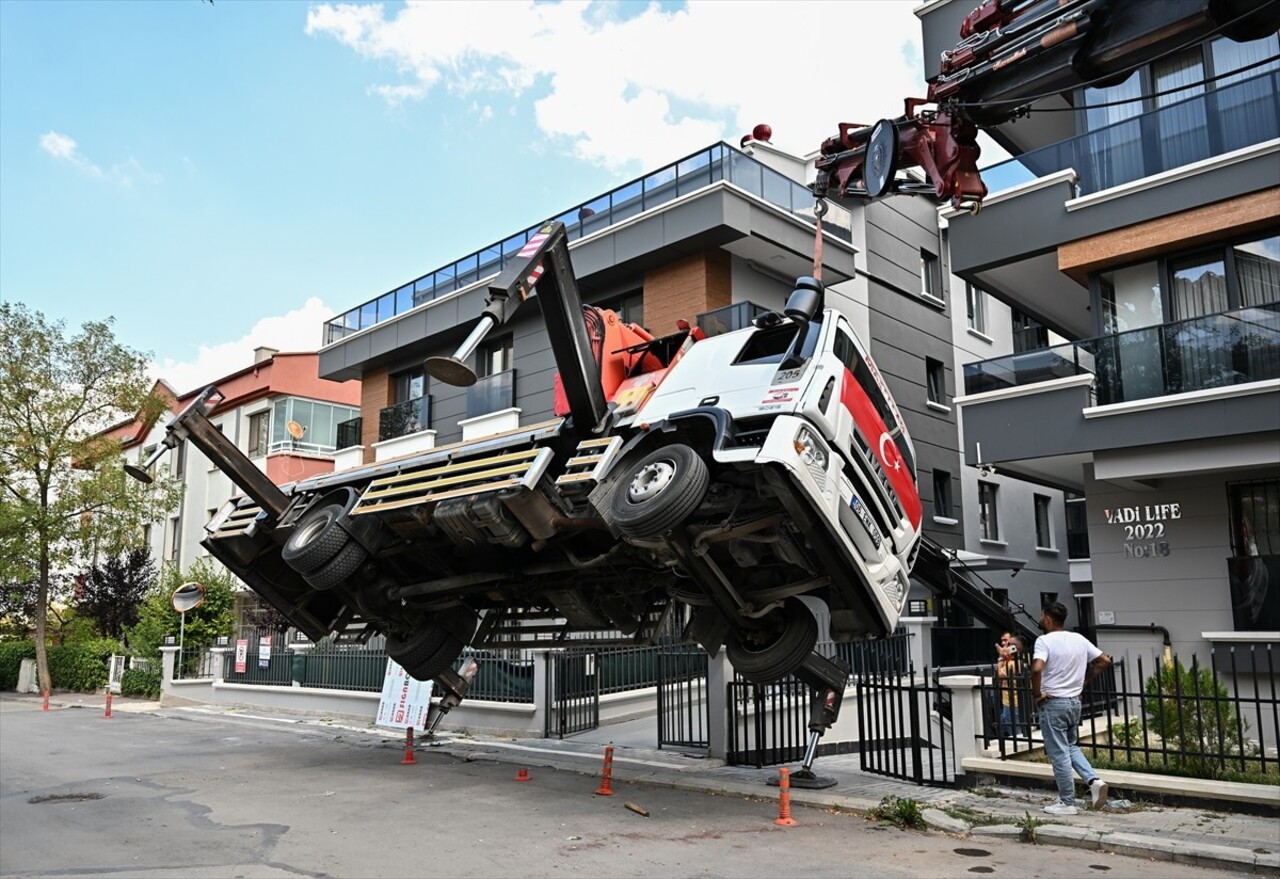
[1043,801,1079,816]
[1089,778,1109,810]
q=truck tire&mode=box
[303,540,369,591]
[282,503,352,574]
[610,444,708,538]
[386,609,478,682]
[726,599,818,684]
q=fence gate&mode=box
[545,648,599,738]
[108,655,126,694]
[856,662,957,787]
[656,644,709,750]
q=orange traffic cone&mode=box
[595,745,615,796]
[104,692,113,719]
[401,727,416,765]
[514,767,532,783]
[774,767,797,827]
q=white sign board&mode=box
[375,659,434,730]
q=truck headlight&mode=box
[793,428,828,470]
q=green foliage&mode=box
[1109,717,1145,747]
[45,639,116,691]
[1016,811,1045,843]
[867,796,926,830]
[126,559,237,658]
[1143,659,1249,779]
[120,666,161,699]
[0,641,36,689]
[77,548,157,641]
[0,303,181,692]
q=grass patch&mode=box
[942,805,1012,828]
[867,795,926,830]
[1016,811,1046,844]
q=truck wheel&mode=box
[303,540,369,591]
[282,503,352,574]
[726,599,818,684]
[610,444,708,538]
[386,609,478,682]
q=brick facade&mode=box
[642,250,731,335]
[360,367,391,464]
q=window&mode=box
[393,369,425,404]
[1034,494,1053,549]
[985,587,1009,608]
[978,481,1000,541]
[247,411,269,458]
[270,397,362,452]
[1039,592,1059,611]
[932,470,953,520]
[141,524,151,548]
[965,283,987,334]
[203,509,217,555]
[173,440,187,479]
[1227,478,1280,631]
[168,515,182,562]
[477,336,514,379]
[920,248,942,301]
[1010,308,1049,352]
[926,358,946,407]
[601,291,643,328]
[1065,495,1090,560]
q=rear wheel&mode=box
[726,599,818,684]
[609,444,709,538]
[303,540,368,591]
[386,608,478,682]
[282,503,351,574]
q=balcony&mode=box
[335,417,362,450]
[465,371,516,421]
[980,70,1279,199]
[697,301,769,338]
[378,396,431,442]
[964,303,1280,405]
[322,143,853,346]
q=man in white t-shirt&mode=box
[1032,601,1112,815]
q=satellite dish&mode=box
[286,420,306,439]
[172,582,206,613]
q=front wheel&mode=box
[609,444,709,538]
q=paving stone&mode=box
[922,807,970,835]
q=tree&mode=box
[0,303,179,694]
[76,547,157,642]
[127,558,237,660]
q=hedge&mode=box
[0,640,116,692]
[120,666,161,700]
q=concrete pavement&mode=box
[11,693,1279,876]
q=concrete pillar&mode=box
[209,648,229,683]
[706,649,732,760]
[939,674,984,773]
[159,646,179,705]
[899,616,936,673]
[530,650,551,738]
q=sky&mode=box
[0,0,935,395]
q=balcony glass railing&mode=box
[697,301,770,337]
[336,417,362,450]
[323,144,852,346]
[466,370,516,420]
[964,303,1280,405]
[378,396,431,442]
[979,70,1280,199]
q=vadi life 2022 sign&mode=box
[1105,502,1181,560]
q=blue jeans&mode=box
[1039,696,1099,805]
[999,705,1024,737]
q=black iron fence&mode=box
[657,644,709,750]
[982,645,1278,783]
[172,648,215,680]
[223,635,294,687]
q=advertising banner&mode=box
[375,659,433,730]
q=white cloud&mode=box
[306,0,927,171]
[150,297,336,396]
[38,130,161,186]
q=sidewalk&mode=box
[9,693,1277,875]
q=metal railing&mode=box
[696,301,769,338]
[979,70,1280,199]
[322,143,853,345]
[172,648,215,681]
[982,646,1279,782]
[963,302,1280,404]
[336,417,362,450]
[465,371,516,420]
[223,645,294,687]
[378,395,431,442]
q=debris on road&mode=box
[625,802,650,817]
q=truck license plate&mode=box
[851,497,881,549]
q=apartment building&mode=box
[107,348,361,570]
[914,3,1280,673]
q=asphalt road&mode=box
[0,699,1224,879]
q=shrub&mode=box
[0,641,36,690]
[1143,659,1249,779]
[120,666,161,699]
[46,638,116,692]
[868,796,926,830]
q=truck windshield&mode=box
[733,321,821,366]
